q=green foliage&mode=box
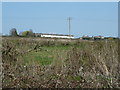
[21,30,34,37]
[21,31,29,37]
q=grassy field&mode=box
[2,37,120,88]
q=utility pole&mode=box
[67,17,71,38]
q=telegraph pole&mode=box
[67,17,71,38]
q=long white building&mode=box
[34,33,74,39]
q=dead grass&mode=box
[2,37,120,88]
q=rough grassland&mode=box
[2,37,120,88]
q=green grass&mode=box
[22,45,72,65]
[23,51,53,65]
[67,76,82,81]
[22,42,93,66]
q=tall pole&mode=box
[68,17,71,38]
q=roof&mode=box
[34,33,74,37]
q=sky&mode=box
[2,2,118,37]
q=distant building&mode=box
[82,35,92,40]
[34,33,74,39]
[104,37,118,40]
[93,36,104,40]
[81,35,104,40]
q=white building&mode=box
[34,33,74,39]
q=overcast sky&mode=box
[2,2,118,37]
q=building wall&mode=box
[41,34,74,39]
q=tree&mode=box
[10,28,18,37]
[28,29,34,37]
[21,29,34,37]
[21,31,29,37]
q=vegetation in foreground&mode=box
[2,37,120,88]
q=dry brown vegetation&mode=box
[2,37,120,88]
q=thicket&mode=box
[2,37,120,88]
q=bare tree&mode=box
[10,28,18,37]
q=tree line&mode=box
[10,28,34,37]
